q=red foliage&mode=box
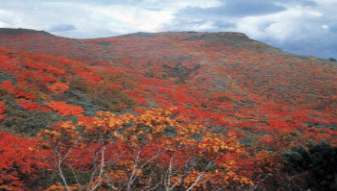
[0,131,50,190]
[76,69,102,84]
[47,101,84,116]
[269,119,293,134]
[0,80,35,100]
[0,101,5,121]
[15,90,35,100]
[0,132,49,172]
[0,31,336,190]
[16,99,50,112]
[258,135,274,145]
[0,80,16,94]
[47,82,69,94]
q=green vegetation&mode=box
[283,143,337,191]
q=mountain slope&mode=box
[1,28,336,130]
[0,29,336,147]
[1,29,336,118]
[0,28,337,190]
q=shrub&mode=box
[90,86,134,112]
[163,63,201,83]
[0,97,61,135]
[47,101,84,116]
[68,77,134,113]
[329,57,337,62]
[0,71,16,83]
[61,89,99,116]
[283,143,337,191]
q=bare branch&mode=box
[126,151,141,191]
[185,173,204,191]
[56,151,71,191]
[89,146,106,191]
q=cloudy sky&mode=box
[0,0,336,58]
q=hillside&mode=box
[0,28,336,190]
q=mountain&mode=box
[1,27,336,136]
[0,28,336,190]
[1,27,336,139]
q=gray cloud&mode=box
[169,0,337,59]
[179,0,286,18]
[49,24,76,32]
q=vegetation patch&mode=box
[283,143,337,191]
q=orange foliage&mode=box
[44,183,78,191]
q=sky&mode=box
[0,0,336,59]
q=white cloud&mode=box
[233,5,324,41]
[0,0,222,38]
[321,24,329,30]
[138,0,221,11]
[89,5,173,32]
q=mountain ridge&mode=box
[0,28,251,40]
[0,28,281,53]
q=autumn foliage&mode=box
[0,132,50,191]
[0,30,336,190]
[47,82,69,94]
[0,101,5,121]
[38,108,252,190]
[47,101,84,116]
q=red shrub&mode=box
[0,101,5,121]
[47,101,84,116]
[0,80,16,94]
[47,82,69,94]
[0,131,50,190]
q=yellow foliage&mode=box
[39,108,253,189]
